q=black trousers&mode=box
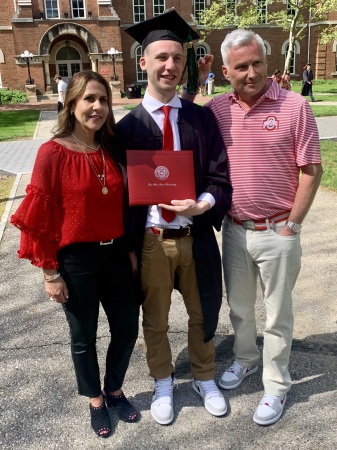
[57,101,63,113]
[58,237,139,398]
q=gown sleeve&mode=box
[10,142,63,269]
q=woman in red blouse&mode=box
[11,71,140,439]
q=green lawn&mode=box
[0,111,40,141]
[0,175,15,219]
[310,105,337,116]
[320,140,337,191]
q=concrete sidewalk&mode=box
[0,101,336,449]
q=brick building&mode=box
[0,1,336,98]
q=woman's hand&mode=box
[45,277,69,304]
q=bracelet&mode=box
[44,272,61,282]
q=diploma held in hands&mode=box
[126,150,196,205]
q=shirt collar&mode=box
[143,89,182,113]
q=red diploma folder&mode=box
[126,150,196,205]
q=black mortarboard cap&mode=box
[124,9,200,50]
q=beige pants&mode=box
[222,217,301,395]
[141,231,216,380]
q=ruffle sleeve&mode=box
[10,141,63,269]
[11,184,62,268]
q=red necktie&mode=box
[160,106,175,223]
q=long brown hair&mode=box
[53,70,116,151]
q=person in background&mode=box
[205,71,215,95]
[281,69,291,90]
[198,81,206,96]
[11,70,140,439]
[271,69,282,84]
[301,63,316,101]
[54,74,68,113]
[117,10,232,426]
[182,29,322,426]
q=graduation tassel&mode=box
[186,36,199,95]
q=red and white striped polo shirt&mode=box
[206,79,321,220]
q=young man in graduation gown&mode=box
[116,10,232,425]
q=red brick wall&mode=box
[1,0,14,24]
[1,1,336,95]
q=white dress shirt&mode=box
[142,90,215,229]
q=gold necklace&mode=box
[71,133,100,151]
[74,140,108,195]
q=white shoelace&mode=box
[197,379,220,396]
[259,393,277,407]
[228,361,243,376]
[155,378,173,400]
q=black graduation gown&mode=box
[301,69,314,96]
[116,99,232,342]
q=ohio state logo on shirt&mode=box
[262,116,279,131]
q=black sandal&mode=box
[105,392,139,423]
[89,402,112,438]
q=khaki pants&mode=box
[222,217,301,395]
[141,231,215,380]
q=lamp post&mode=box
[107,47,120,81]
[21,50,34,85]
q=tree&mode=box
[198,0,337,71]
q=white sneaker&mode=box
[219,361,258,390]
[253,393,287,425]
[151,374,174,425]
[192,379,227,416]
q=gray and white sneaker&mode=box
[192,379,227,416]
[219,361,258,390]
[253,393,287,425]
[151,374,174,425]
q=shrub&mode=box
[0,89,27,104]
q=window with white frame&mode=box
[286,0,296,16]
[153,0,165,16]
[44,0,59,18]
[196,45,207,60]
[194,0,206,22]
[333,41,337,72]
[285,43,295,74]
[256,0,267,24]
[134,0,146,23]
[72,0,85,18]
[135,46,148,82]
[226,0,236,15]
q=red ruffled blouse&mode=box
[11,140,124,269]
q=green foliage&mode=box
[199,0,337,70]
[198,2,261,37]
[0,89,27,104]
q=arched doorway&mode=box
[40,23,99,94]
[55,44,82,85]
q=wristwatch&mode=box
[285,220,302,233]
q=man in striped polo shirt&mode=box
[183,29,322,425]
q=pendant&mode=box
[102,187,108,195]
